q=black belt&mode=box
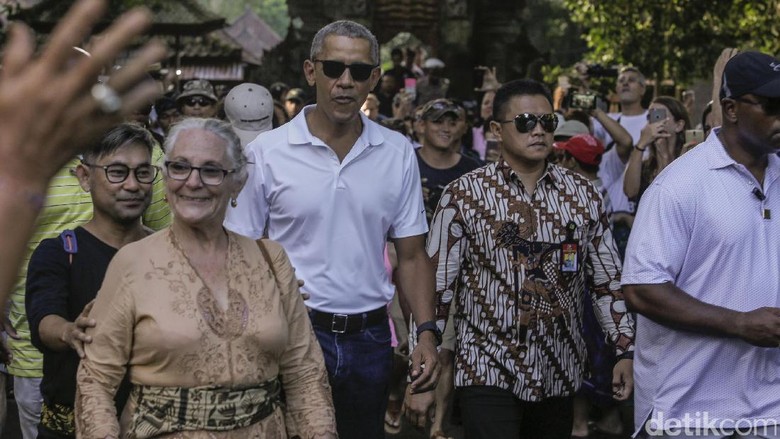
[309,306,387,334]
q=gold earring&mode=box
[230,198,238,208]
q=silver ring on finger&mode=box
[91,83,122,114]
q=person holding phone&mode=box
[623,96,691,205]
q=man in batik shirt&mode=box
[424,78,635,439]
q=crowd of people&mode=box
[1,1,780,439]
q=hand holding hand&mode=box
[402,384,435,429]
[408,332,440,394]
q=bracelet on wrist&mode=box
[616,351,634,361]
[634,144,646,152]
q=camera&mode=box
[570,92,598,111]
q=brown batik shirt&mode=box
[427,159,635,401]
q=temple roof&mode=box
[11,0,225,35]
[220,6,282,65]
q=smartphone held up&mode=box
[648,108,667,124]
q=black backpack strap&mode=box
[60,229,78,265]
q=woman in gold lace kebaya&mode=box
[75,118,337,439]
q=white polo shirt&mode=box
[622,129,780,434]
[225,105,428,314]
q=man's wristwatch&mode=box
[416,320,442,346]
[616,351,634,361]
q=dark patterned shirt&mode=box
[427,159,635,401]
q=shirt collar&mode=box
[496,159,563,191]
[704,127,780,188]
[287,104,385,148]
[705,128,737,170]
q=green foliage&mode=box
[525,0,587,68]
[563,0,780,84]
[196,0,289,39]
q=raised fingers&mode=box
[1,23,35,80]
[62,7,155,98]
[38,0,107,72]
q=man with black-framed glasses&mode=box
[25,124,157,439]
[225,19,440,439]
[422,78,635,438]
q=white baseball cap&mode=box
[224,83,273,147]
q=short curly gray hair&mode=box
[310,20,379,65]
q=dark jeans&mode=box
[312,320,394,439]
[459,385,574,439]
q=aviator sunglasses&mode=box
[313,59,378,81]
[498,113,559,133]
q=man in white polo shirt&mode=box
[224,20,440,439]
[622,51,780,438]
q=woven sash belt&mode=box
[128,376,281,439]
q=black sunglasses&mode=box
[734,96,780,115]
[313,59,378,81]
[183,96,215,107]
[498,113,558,133]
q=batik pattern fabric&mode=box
[75,230,336,439]
[427,159,634,401]
[41,402,76,436]
[128,378,281,438]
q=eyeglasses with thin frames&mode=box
[164,161,238,186]
[81,162,158,184]
[313,59,378,81]
[734,96,780,115]
[497,113,558,133]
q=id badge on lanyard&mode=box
[560,221,579,273]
